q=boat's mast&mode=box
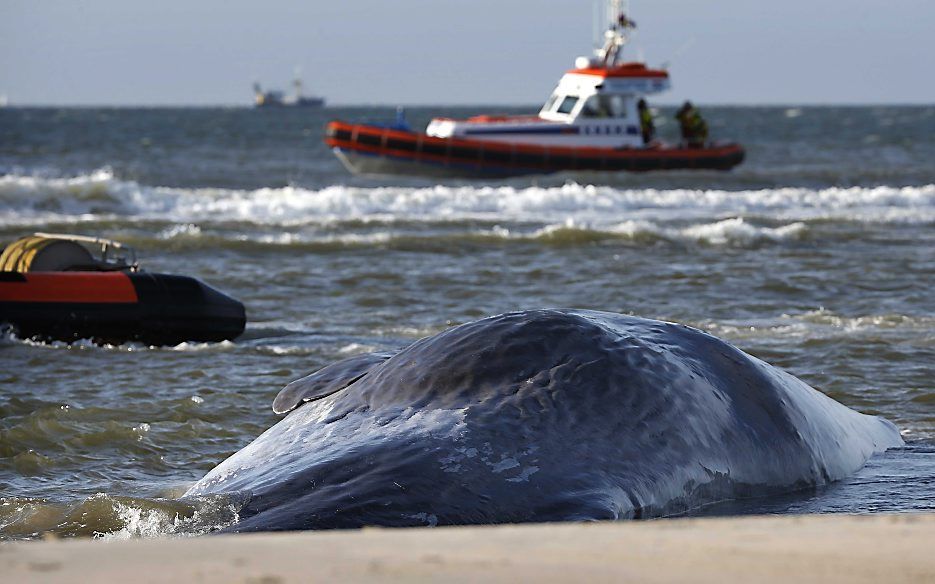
[609,0,625,26]
[599,0,635,67]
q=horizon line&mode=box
[2,101,934,109]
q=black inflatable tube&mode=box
[0,273,246,346]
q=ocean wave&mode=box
[0,324,392,358]
[2,170,933,227]
[126,217,810,249]
[0,493,245,540]
[0,326,239,353]
[523,217,808,246]
[697,309,935,342]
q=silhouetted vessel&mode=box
[253,76,324,108]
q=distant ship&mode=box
[253,77,324,108]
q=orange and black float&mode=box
[0,234,246,345]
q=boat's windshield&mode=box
[581,95,628,118]
[556,96,579,115]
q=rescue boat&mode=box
[0,234,246,346]
[325,0,744,178]
[325,1,744,178]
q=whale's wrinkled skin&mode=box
[187,310,903,532]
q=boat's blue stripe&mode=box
[461,125,641,136]
[461,126,580,136]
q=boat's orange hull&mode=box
[325,120,744,178]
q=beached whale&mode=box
[187,309,902,532]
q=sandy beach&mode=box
[2,513,933,583]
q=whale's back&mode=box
[186,309,902,532]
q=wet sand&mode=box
[2,513,933,583]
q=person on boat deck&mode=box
[638,99,655,145]
[676,101,709,148]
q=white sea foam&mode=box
[513,216,808,245]
[2,171,933,228]
[697,309,935,342]
[157,223,202,239]
[337,342,378,354]
[96,494,244,540]
[675,217,808,245]
[168,340,237,352]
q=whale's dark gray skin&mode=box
[186,310,903,532]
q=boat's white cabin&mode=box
[426,1,673,149]
[426,64,670,149]
[426,63,669,148]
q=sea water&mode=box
[1,105,932,538]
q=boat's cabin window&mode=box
[556,96,579,115]
[542,94,560,112]
[580,95,628,118]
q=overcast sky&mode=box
[1,0,932,106]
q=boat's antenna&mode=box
[660,37,696,70]
[599,0,636,67]
[593,1,601,50]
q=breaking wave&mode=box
[2,170,933,228]
[0,493,246,540]
[696,309,935,343]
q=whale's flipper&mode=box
[272,350,397,414]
